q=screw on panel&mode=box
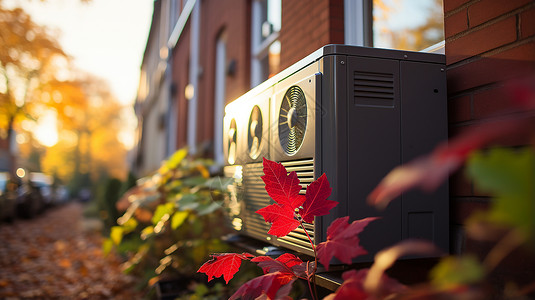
[340,61,345,65]
[403,54,408,59]
[440,68,445,72]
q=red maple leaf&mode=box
[325,269,405,300]
[261,157,305,208]
[257,158,306,237]
[197,252,254,284]
[299,173,338,223]
[317,216,378,270]
[229,271,295,300]
[256,203,300,237]
[251,253,306,277]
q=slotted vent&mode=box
[354,71,395,107]
[278,158,315,253]
[242,158,315,254]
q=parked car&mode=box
[29,172,55,207]
[0,172,18,222]
[55,185,70,204]
[16,177,44,219]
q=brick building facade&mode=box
[135,0,535,291]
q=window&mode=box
[213,31,227,165]
[345,0,444,52]
[251,0,281,87]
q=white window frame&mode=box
[251,0,280,88]
[213,32,227,166]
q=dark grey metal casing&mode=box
[223,44,449,263]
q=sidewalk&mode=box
[0,202,143,299]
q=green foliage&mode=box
[97,177,123,230]
[467,147,535,238]
[430,255,485,290]
[108,147,236,293]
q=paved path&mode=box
[0,202,143,299]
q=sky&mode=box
[4,0,154,148]
[6,0,154,105]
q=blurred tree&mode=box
[0,4,66,142]
[40,74,128,191]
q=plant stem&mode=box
[300,220,318,300]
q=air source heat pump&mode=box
[223,45,449,264]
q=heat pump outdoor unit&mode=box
[223,45,449,263]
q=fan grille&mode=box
[279,86,307,155]
[248,105,263,159]
[227,118,237,164]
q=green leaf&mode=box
[204,176,233,191]
[160,148,188,174]
[122,217,138,234]
[171,211,189,229]
[141,226,155,240]
[177,194,200,210]
[430,255,485,289]
[196,202,222,216]
[152,202,175,225]
[467,147,535,236]
[182,176,208,187]
[102,238,114,256]
[110,226,124,245]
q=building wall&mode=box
[279,0,344,70]
[444,0,535,244]
[172,21,191,150]
[196,0,251,154]
[134,0,174,175]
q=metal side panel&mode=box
[346,55,402,262]
[399,60,449,253]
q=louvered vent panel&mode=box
[243,163,271,239]
[242,159,315,254]
[278,158,315,253]
[354,71,395,107]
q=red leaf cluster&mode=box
[257,158,338,237]
[197,252,254,284]
[317,216,379,270]
[229,271,295,300]
[252,253,306,278]
[325,269,405,300]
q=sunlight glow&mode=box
[34,111,59,147]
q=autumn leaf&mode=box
[466,147,535,237]
[323,269,369,300]
[261,158,305,208]
[229,271,295,300]
[251,253,306,277]
[197,252,254,284]
[363,240,439,295]
[256,203,300,237]
[325,269,405,300]
[430,255,485,290]
[317,216,378,270]
[299,173,338,223]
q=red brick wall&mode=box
[444,0,535,247]
[196,0,250,152]
[172,21,191,150]
[279,0,344,70]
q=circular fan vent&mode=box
[278,86,307,155]
[248,105,263,159]
[227,118,237,164]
